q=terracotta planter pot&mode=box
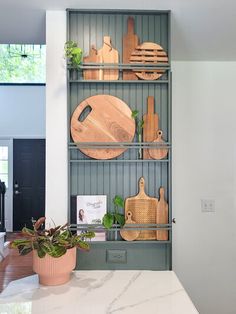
[33,247,76,286]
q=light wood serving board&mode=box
[120,211,140,241]
[122,17,139,80]
[130,42,168,80]
[83,45,102,80]
[148,130,168,160]
[70,95,135,160]
[156,187,168,241]
[143,96,159,159]
[98,36,119,80]
[125,177,158,240]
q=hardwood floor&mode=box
[0,233,34,293]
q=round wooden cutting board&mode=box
[129,42,168,80]
[71,95,135,159]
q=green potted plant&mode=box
[10,217,95,286]
[102,195,125,229]
[64,41,83,80]
[64,41,83,68]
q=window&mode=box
[0,44,46,84]
[0,146,8,187]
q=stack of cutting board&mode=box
[121,177,169,241]
[83,36,119,80]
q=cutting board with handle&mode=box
[120,211,140,241]
[83,45,103,80]
[130,42,168,80]
[71,95,135,159]
[143,96,159,159]
[98,36,119,80]
[156,187,168,241]
[125,177,158,240]
[148,130,168,160]
[123,17,139,80]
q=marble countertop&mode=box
[0,271,198,314]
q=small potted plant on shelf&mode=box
[64,41,83,80]
[10,217,95,286]
[102,195,125,229]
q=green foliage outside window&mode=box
[0,44,46,83]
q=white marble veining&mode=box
[0,271,199,314]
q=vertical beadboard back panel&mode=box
[67,9,172,270]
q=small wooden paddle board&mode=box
[98,36,119,80]
[120,211,140,241]
[148,130,168,160]
[83,45,102,80]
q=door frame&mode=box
[0,136,45,232]
[0,138,13,232]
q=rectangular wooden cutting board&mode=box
[125,177,158,240]
[143,96,159,159]
[123,17,139,80]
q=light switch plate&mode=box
[201,199,215,212]
[107,250,127,263]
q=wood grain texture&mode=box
[122,17,139,80]
[125,177,158,240]
[148,130,168,160]
[71,95,135,159]
[156,187,168,241]
[98,36,119,80]
[120,211,140,241]
[83,45,103,80]
[143,96,159,159]
[130,42,168,80]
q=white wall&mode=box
[45,11,67,224]
[172,62,236,314]
[0,85,45,138]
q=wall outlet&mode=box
[107,250,127,263]
[201,199,215,213]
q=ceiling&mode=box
[0,0,236,60]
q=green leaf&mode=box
[37,247,46,258]
[19,246,32,256]
[49,245,67,258]
[102,213,114,229]
[41,242,54,254]
[59,230,70,240]
[80,231,95,239]
[10,239,31,248]
[114,213,125,226]
[76,241,90,251]
[21,227,35,236]
[113,195,124,208]
[131,110,139,119]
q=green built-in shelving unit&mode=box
[67,9,172,270]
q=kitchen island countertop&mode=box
[0,270,199,314]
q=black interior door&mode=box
[13,139,45,231]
